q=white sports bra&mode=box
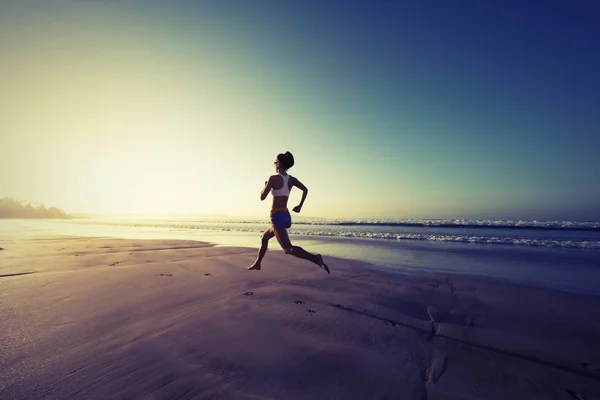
[271,174,292,197]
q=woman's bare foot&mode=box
[248,262,261,271]
[316,254,330,274]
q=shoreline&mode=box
[3,229,600,299]
[4,217,600,251]
[1,236,600,399]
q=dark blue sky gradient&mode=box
[176,0,600,219]
[213,1,596,219]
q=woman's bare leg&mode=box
[273,226,330,274]
[248,227,275,270]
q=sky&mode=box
[1,0,599,220]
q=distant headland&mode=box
[0,197,71,219]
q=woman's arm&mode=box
[292,177,308,212]
[260,176,273,201]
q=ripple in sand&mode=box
[426,351,448,383]
[0,272,36,278]
[426,306,442,336]
[565,389,594,400]
[581,362,600,371]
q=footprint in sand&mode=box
[307,309,316,315]
[204,273,212,276]
[294,300,305,305]
[244,291,254,296]
[446,280,457,293]
[109,261,120,266]
[156,273,173,277]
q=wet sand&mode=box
[1,236,599,399]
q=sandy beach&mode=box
[1,236,599,400]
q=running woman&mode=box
[248,151,330,274]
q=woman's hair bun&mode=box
[277,151,295,170]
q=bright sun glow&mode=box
[0,4,300,217]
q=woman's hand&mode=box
[292,205,302,213]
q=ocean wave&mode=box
[288,230,600,249]
[287,218,600,231]
[154,218,599,231]
[79,217,600,231]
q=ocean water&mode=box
[43,216,600,249]
[1,217,600,297]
